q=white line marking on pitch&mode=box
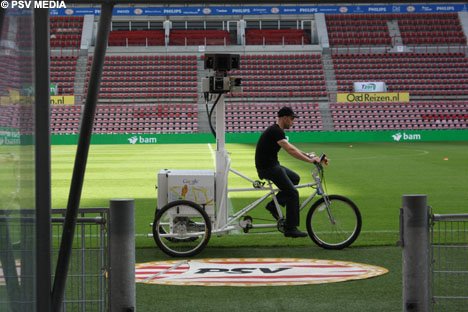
[207,143,216,167]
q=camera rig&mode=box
[202,54,242,94]
[201,53,242,140]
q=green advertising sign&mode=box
[50,130,468,145]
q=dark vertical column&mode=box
[401,194,430,312]
[109,199,135,312]
[51,3,114,311]
[0,9,4,35]
[34,7,51,312]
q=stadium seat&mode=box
[50,16,84,48]
[329,101,468,131]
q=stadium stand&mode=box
[50,16,84,48]
[325,14,392,46]
[326,12,466,46]
[0,104,34,134]
[108,30,165,46]
[79,53,199,134]
[50,103,198,134]
[50,104,82,134]
[0,55,25,91]
[50,55,78,95]
[228,53,327,99]
[226,102,322,132]
[84,54,198,103]
[330,101,468,131]
[224,53,325,132]
[245,29,310,45]
[333,52,468,97]
[46,10,468,135]
[93,103,197,134]
[169,30,231,45]
[397,13,466,45]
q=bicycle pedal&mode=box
[239,216,253,233]
[277,219,286,234]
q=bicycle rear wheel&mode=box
[153,200,211,257]
[306,195,361,250]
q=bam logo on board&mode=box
[128,136,158,144]
[392,132,422,142]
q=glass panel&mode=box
[280,20,297,29]
[131,21,149,30]
[246,20,259,30]
[149,21,163,30]
[206,21,222,30]
[111,21,129,31]
[187,21,204,30]
[261,20,278,30]
[302,20,312,43]
[172,21,186,30]
[0,7,36,312]
[227,21,238,45]
[302,20,312,31]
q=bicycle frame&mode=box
[210,165,326,235]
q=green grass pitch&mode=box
[51,141,468,249]
[48,140,468,311]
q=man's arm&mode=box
[277,139,320,163]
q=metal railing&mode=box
[52,208,108,312]
[431,213,468,311]
[0,208,109,312]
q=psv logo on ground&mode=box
[135,258,388,287]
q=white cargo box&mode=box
[157,169,216,217]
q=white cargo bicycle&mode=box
[151,58,361,257]
[152,154,362,257]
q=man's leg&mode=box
[275,166,300,207]
[262,166,300,228]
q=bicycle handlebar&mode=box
[312,153,328,173]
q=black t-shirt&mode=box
[255,123,286,169]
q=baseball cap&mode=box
[277,106,298,118]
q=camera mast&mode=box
[202,54,241,228]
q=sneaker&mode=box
[284,227,308,238]
[265,202,280,220]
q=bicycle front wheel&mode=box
[306,195,361,250]
[153,200,211,257]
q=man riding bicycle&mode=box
[255,106,322,238]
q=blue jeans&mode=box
[257,165,300,228]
